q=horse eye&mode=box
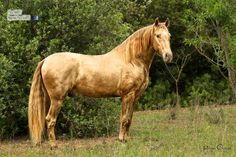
[156,35,160,38]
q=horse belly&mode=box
[75,74,120,97]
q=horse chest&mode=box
[118,65,148,95]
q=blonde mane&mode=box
[113,25,154,65]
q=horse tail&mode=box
[28,59,48,145]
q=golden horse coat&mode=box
[28,18,173,147]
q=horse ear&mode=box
[155,18,159,26]
[165,18,170,27]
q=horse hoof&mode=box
[50,143,58,149]
[32,141,41,147]
[118,138,127,143]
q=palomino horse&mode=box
[28,18,173,147]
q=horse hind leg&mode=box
[46,98,63,148]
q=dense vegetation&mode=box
[0,0,235,139]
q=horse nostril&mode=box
[165,53,168,58]
[163,53,172,63]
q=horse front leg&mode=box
[119,92,136,142]
[46,99,62,148]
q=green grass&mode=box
[1,105,236,157]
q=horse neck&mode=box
[114,25,155,70]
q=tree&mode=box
[183,0,236,100]
[165,52,191,119]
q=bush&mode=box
[138,80,174,110]
[57,97,120,138]
[138,73,231,111]
[205,107,224,124]
[0,54,27,139]
[184,73,231,106]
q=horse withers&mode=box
[28,18,173,147]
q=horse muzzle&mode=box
[163,52,173,63]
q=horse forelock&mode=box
[154,23,170,37]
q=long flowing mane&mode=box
[113,25,154,64]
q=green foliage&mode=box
[0,54,27,138]
[231,34,236,67]
[184,73,231,106]
[57,97,120,138]
[138,80,174,110]
[183,0,236,71]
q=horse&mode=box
[28,18,173,147]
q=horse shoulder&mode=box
[118,62,148,95]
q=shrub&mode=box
[138,80,174,110]
[184,73,231,106]
[205,107,224,124]
[0,54,27,139]
[57,97,120,138]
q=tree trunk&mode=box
[228,68,236,101]
[169,80,180,120]
[215,23,236,101]
[175,80,180,108]
[220,31,236,101]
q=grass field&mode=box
[1,105,236,157]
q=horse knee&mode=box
[121,116,131,128]
[46,117,56,129]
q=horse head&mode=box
[152,18,173,63]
